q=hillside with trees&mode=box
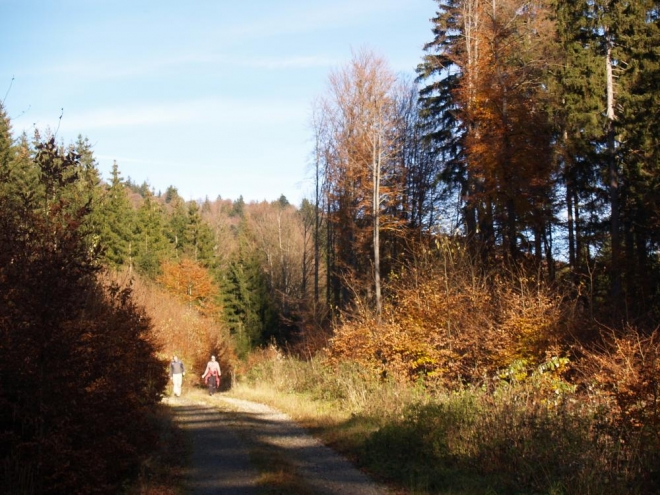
[1,0,660,493]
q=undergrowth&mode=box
[231,348,660,495]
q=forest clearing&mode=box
[2,0,660,494]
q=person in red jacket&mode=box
[201,355,221,396]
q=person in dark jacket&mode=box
[170,355,185,397]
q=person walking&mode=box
[201,355,221,396]
[170,355,185,397]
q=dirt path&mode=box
[166,394,388,495]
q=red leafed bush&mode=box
[579,326,660,434]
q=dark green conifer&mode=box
[221,221,277,356]
[184,200,217,268]
[95,161,135,268]
[134,190,169,277]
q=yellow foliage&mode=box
[326,239,571,387]
[103,269,235,378]
[158,257,221,318]
[494,285,564,369]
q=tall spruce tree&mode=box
[165,187,188,256]
[184,200,217,268]
[417,0,489,247]
[609,0,660,319]
[553,0,607,276]
[560,0,660,317]
[549,0,660,320]
[221,221,277,356]
[134,190,169,277]
[0,103,11,172]
[96,161,135,268]
[73,135,102,201]
[417,1,470,235]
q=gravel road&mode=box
[167,395,388,495]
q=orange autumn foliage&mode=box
[452,0,558,256]
[578,327,660,434]
[326,239,570,386]
[112,270,236,385]
[158,257,221,317]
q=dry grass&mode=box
[248,438,318,495]
[230,349,660,495]
[122,404,189,495]
[228,381,351,426]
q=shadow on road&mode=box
[170,397,385,495]
[172,404,260,495]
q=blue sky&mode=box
[1,0,437,205]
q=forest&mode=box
[1,0,659,493]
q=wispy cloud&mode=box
[71,104,196,129]
[24,52,338,82]
[94,154,187,168]
[50,97,307,132]
[18,0,415,81]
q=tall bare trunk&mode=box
[373,132,382,318]
[606,35,621,303]
[463,0,481,242]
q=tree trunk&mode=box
[606,37,621,304]
[566,175,576,269]
[373,133,382,318]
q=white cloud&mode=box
[18,0,418,81]
[94,154,180,167]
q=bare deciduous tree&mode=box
[314,48,403,316]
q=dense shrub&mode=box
[0,138,167,494]
[242,345,428,415]
[575,327,660,491]
[327,239,572,386]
